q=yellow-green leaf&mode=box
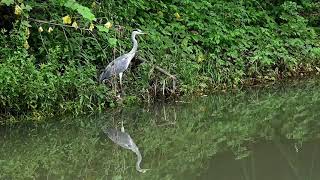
[23,40,29,49]
[14,5,22,15]
[104,22,112,29]
[38,26,44,33]
[48,27,53,33]
[174,12,181,19]
[72,21,78,29]
[62,15,72,24]
[89,23,94,31]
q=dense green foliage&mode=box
[0,0,319,122]
[1,79,320,179]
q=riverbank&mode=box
[0,0,319,124]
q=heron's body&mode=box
[104,128,138,150]
[99,53,135,82]
[99,29,145,86]
[104,128,148,173]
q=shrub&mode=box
[0,0,319,123]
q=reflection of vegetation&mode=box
[1,79,320,179]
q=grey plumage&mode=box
[98,53,132,82]
[104,128,137,150]
[99,29,145,85]
[104,128,149,173]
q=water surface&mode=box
[1,79,320,179]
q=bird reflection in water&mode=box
[104,122,149,173]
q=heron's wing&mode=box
[99,53,132,82]
[99,65,112,82]
[112,53,133,73]
[104,128,137,150]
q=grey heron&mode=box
[99,29,146,89]
[104,123,149,173]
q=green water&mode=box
[1,79,320,180]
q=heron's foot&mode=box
[120,121,125,132]
[137,168,150,173]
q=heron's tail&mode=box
[99,66,112,82]
[98,70,107,83]
[103,128,117,144]
[101,126,108,134]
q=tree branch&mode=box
[28,18,91,31]
[137,56,177,91]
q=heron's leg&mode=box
[119,72,123,92]
[113,75,117,94]
[121,120,125,132]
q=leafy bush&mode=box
[0,0,319,123]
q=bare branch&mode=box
[137,56,177,91]
[29,18,91,31]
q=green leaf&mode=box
[22,5,32,11]
[96,25,109,33]
[63,0,96,21]
[75,5,96,21]
[108,38,117,47]
[1,0,14,6]
[21,4,32,11]
[21,20,32,27]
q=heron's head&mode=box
[132,29,146,36]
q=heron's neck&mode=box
[134,149,143,172]
[129,33,138,55]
